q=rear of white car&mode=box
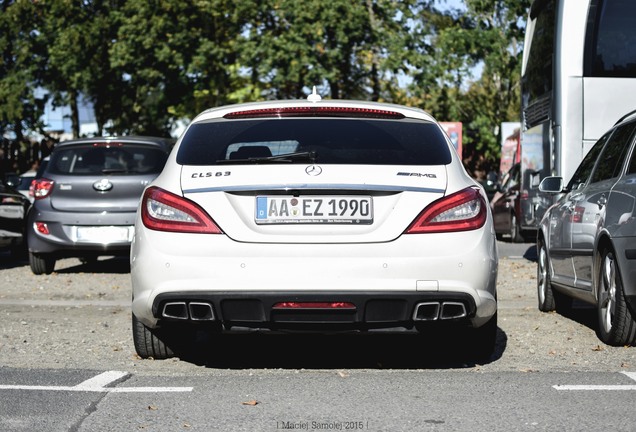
[131,98,498,361]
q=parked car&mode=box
[130,93,499,361]
[5,168,38,204]
[537,110,636,346]
[27,136,173,274]
[491,163,528,242]
[0,179,30,257]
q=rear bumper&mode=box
[150,291,479,331]
[26,207,136,256]
[131,227,498,330]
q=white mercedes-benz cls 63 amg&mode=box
[130,91,498,361]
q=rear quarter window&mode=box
[177,118,452,166]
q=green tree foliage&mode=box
[407,0,531,177]
[0,0,48,142]
[0,0,530,177]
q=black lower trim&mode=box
[152,291,477,331]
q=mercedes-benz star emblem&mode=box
[93,178,113,192]
[305,165,322,176]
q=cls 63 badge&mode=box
[191,171,231,178]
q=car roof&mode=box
[191,99,437,123]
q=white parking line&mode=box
[0,371,193,393]
[554,372,636,391]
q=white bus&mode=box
[518,0,636,238]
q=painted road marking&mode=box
[554,372,636,391]
[0,371,193,393]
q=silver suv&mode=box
[27,136,172,274]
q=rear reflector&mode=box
[34,222,50,235]
[272,302,356,310]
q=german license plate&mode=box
[73,226,134,243]
[255,196,373,224]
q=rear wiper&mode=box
[216,151,317,165]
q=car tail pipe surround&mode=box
[162,301,215,321]
[413,301,468,321]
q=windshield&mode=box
[177,118,451,166]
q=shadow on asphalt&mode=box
[170,327,508,370]
[55,256,131,274]
[553,301,598,334]
[0,249,28,270]
[523,244,538,262]
[0,251,130,273]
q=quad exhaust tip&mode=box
[413,301,467,321]
[162,301,215,321]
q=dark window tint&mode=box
[522,0,555,103]
[590,123,636,183]
[568,134,608,190]
[625,128,636,174]
[177,118,451,166]
[585,0,636,77]
[48,145,168,175]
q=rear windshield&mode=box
[176,118,452,165]
[48,145,168,175]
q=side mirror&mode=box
[539,176,564,194]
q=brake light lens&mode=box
[224,106,405,119]
[272,302,356,309]
[31,178,54,199]
[405,187,487,233]
[141,186,222,234]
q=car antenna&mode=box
[307,86,321,102]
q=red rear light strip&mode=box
[224,107,405,119]
[272,302,356,310]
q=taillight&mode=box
[405,187,487,233]
[31,178,54,200]
[141,186,222,234]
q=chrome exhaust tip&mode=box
[413,302,441,321]
[189,302,215,321]
[440,302,467,320]
[162,302,189,320]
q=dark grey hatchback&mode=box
[27,136,172,274]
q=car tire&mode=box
[596,248,636,346]
[510,214,524,243]
[537,242,556,312]
[29,252,56,275]
[132,314,175,360]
